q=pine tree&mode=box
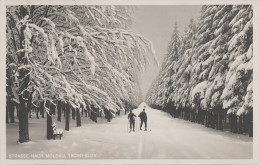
[146,5,253,135]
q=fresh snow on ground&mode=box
[6,102,252,159]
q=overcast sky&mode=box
[130,5,202,99]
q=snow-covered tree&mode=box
[146,5,253,135]
[6,5,157,142]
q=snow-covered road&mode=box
[6,103,252,159]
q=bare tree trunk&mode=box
[65,102,70,131]
[36,102,40,119]
[230,114,233,132]
[85,108,88,117]
[19,99,30,143]
[46,100,53,140]
[248,112,253,137]
[81,106,84,117]
[224,110,227,124]
[62,101,66,117]
[40,101,44,118]
[218,109,223,130]
[72,107,75,120]
[10,101,15,123]
[52,100,56,115]
[57,100,61,122]
[238,115,243,134]
[205,111,209,127]
[6,100,9,124]
[76,108,81,127]
[94,109,97,123]
[234,115,238,133]
[28,94,32,119]
[243,114,248,133]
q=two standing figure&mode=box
[128,106,148,132]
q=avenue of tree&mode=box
[6,5,157,142]
[146,5,253,136]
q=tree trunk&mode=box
[28,94,32,119]
[81,106,84,117]
[39,102,42,116]
[234,115,238,133]
[28,106,31,118]
[198,110,201,124]
[18,22,30,143]
[57,100,61,122]
[224,110,227,124]
[16,105,20,120]
[63,101,66,117]
[41,101,44,118]
[211,112,215,129]
[76,108,81,127]
[218,110,223,130]
[243,114,248,133]
[99,109,101,117]
[205,111,209,127]
[18,100,30,143]
[72,108,75,120]
[18,18,30,143]
[8,100,15,123]
[248,112,253,137]
[6,100,9,123]
[241,114,245,134]
[230,114,233,133]
[85,109,88,117]
[52,101,56,115]
[36,103,40,119]
[201,110,205,125]
[230,114,237,133]
[238,115,243,134]
[65,102,70,131]
[94,109,97,122]
[47,101,53,140]
[90,110,92,120]
[10,104,15,123]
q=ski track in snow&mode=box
[6,103,252,159]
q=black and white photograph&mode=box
[1,0,260,165]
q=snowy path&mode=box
[6,104,252,159]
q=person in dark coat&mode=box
[105,109,112,122]
[128,110,136,132]
[138,106,147,131]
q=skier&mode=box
[138,106,147,131]
[128,110,136,132]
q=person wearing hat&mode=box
[128,110,136,132]
[138,106,147,131]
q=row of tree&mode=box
[6,5,156,142]
[6,98,136,139]
[146,5,253,136]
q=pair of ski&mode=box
[127,120,151,133]
[129,129,151,133]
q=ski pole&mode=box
[135,119,137,131]
[139,118,141,130]
[127,120,129,133]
